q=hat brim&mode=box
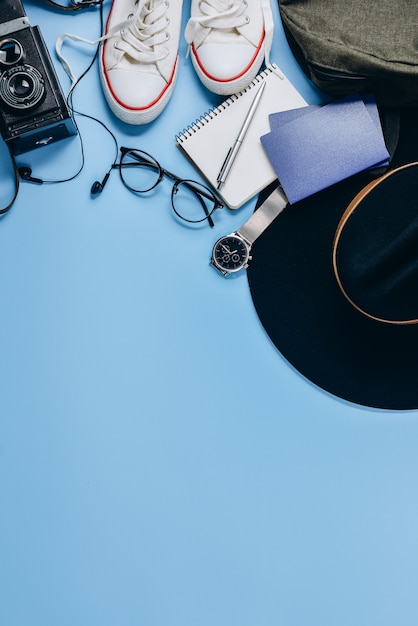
[247,110,418,410]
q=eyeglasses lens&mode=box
[172,180,218,224]
[120,150,162,192]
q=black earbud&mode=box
[18,166,44,185]
[91,170,111,195]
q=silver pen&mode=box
[216,81,266,190]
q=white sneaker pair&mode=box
[100,0,274,125]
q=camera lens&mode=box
[10,73,34,97]
[0,64,45,110]
[0,39,23,65]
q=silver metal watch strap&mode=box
[237,185,288,245]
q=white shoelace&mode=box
[56,0,171,89]
[185,0,249,48]
[111,0,171,64]
[184,0,273,64]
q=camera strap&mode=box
[41,0,104,11]
[0,151,20,216]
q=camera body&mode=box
[0,0,76,155]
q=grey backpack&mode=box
[278,0,418,108]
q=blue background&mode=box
[1,2,418,625]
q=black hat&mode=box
[247,110,418,410]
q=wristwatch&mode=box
[211,184,288,276]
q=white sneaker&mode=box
[100,0,183,125]
[184,0,274,95]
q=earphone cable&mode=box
[39,0,117,184]
[1,0,108,212]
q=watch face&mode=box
[212,235,250,273]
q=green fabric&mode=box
[278,0,418,107]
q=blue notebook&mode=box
[261,95,390,204]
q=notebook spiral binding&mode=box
[175,64,279,143]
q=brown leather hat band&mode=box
[333,162,418,325]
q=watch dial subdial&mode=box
[212,235,249,272]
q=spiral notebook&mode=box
[175,64,307,209]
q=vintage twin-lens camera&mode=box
[0,0,76,155]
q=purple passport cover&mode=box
[268,95,383,132]
[261,96,390,204]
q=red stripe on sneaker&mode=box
[191,31,265,84]
[101,45,178,113]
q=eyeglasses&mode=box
[92,147,223,227]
